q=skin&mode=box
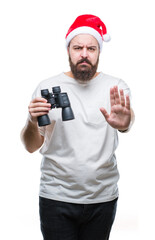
[21,34,134,153]
[100,86,134,131]
[66,34,100,79]
[20,97,50,153]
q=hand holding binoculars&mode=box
[38,86,75,126]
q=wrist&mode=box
[118,128,129,133]
[28,113,38,124]
[27,114,39,129]
[118,119,133,133]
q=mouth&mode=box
[78,61,91,67]
[79,62,89,66]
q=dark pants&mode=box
[39,196,118,240]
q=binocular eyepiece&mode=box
[38,86,75,126]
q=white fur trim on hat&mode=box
[66,26,103,50]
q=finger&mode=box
[29,106,51,113]
[100,107,110,120]
[126,95,130,110]
[114,86,120,105]
[29,102,51,109]
[31,97,47,103]
[120,89,125,107]
[110,87,115,107]
[30,111,50,118]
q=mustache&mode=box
[77,58,93,66]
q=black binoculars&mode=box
[38,86,75,126]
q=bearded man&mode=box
[21,14,134,240]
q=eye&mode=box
[74,46,82,50]
[88,47,96,52]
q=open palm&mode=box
[100,86,131,131]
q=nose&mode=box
[81,47,88,58]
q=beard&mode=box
[69,55,99,83]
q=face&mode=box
[68,34,100,82]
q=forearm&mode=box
[21,119,44,153]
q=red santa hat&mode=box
[65,14,111,51]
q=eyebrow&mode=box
[73,45,98,48]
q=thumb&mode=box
[100,107,109,120]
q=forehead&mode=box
[70,34,98,46]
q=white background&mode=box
[0,0,155,239]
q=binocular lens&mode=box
[62,107,75,121]
[38,115,51,126]
[52,86,61,94]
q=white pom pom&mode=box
[103,33,111,42]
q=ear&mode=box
[98,43,101,54]
[67,46,70,56]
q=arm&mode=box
[21,120,44,153]
[100,86,135,132]
[21,97,51,153]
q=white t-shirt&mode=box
[32,72,131,204]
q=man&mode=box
[21,14,134,240]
